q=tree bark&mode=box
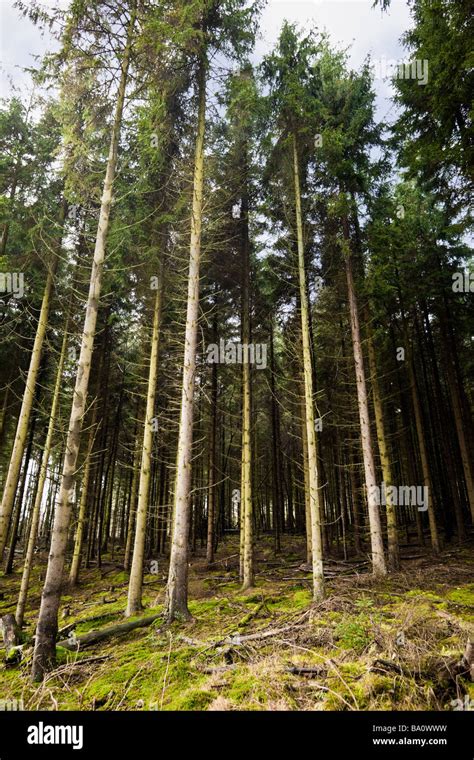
[164,57,206,622]
[57,613,162,651]
[68,396,99,587]
[406,344,440,553]
[366,323,399,570]
[240,177,253,591]
[344,216,386,577]
[126,269,163,616]
[0,201,66,558]
[15,322,69,626]
[206,318,218,565]
[293,134,324,599]
[31,9,135,680]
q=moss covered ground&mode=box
[0,536,473,711]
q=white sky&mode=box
[0,0,412,123]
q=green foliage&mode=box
[392,0,473,207]
[334,616,372,653]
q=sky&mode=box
[0,0,413,123]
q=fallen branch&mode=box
[286,666,326,676]
[215,622,306,647]
[57,613,162,651]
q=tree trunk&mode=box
[206,319,218,565]
[406,344,440,553]
[0,201,66,558]
[440,328,474,523]
[4,413,36,575]
[123,420,141,571]
[68,396,99,587]
[240,178,253,591]
[293,134,324,599]
[344,216,386,576]
[270,323,283,553]
[31,10,135,680]
[126,270,163,616]
[164,57,206,622]
[366,323,399,570]
[15,322,69,626]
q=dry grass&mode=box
[0,535,473,711]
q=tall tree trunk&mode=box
[5,415,37,574]
[123,419,141,571]
[0,201,66,558]
[293,134,324,599]
[240,179,253,591]
[206,319,218,566]
[15,322,69,626]
[439,326,474,523]
[68,399,99,587]
[406,343,440,553]
[343,216,386,576]
[366,324,399,570]
[164,58,206,622]
[270,323,283,553]
[126,270,163,616]
[31,10,135,680]
[300,380,312,564]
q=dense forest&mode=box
[0,0,473,717]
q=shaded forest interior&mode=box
[0,0,473,707]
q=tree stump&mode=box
[1,614,21,664]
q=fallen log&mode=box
[57,622,76,640]
[57,609,121,641]
[57,613,162,651]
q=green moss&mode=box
[445,585,474,607]
[228,671,270,707]
[105,571,129,585]
[55,646,74,665]
[405,589,443,603]
[323,667,405,711]
[334,616,371,653]
[235,592,262,604]
[266,588,312,613]
[170,689,215,711]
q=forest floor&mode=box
[0,535,473,711]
